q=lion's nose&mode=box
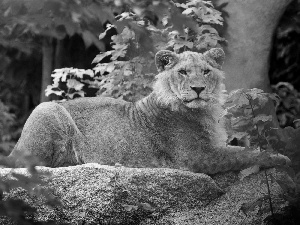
[190,86,206,96]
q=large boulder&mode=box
[0,164,287,225]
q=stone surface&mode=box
[0,164,287,225]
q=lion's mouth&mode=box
[183,97,209,103]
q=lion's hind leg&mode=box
[8,102,86,167]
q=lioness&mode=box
[8,48,289,174]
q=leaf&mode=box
[45,86,64,97]
[99,23,115,40]
[227,89,250,107]
[253,115,272,124]
[122,204,138,212]
[275,165,295,178]
[71,12,81,23]
[172,40,193,51]
[106,63,116,73]
[240,198,264,215]
[66,79,84,91]
[51,68,70,83]
[82,30,94,48]
[120,26,135,42]
[239,165,260,180]
[93,63,109,74]
[138,202,154,212]
[70,69,94,78]
[84,69,94,78]
[275,176,296,194]
[231,116,253,129]
[74,211,86,218]
[92,51,112,64]
[228,132,248,142]
[111,43,128,60]
[68,91,85,99]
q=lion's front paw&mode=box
[261,152,291,168]
[271,153,291,165]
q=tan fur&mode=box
[8,49,290,174]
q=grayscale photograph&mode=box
[0,0,299,224]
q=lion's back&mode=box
[61,97,159,166]
[61,96,131,132]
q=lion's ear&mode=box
[155,50,178,72]
[204,48,225,69]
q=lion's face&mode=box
[153,49,226,110]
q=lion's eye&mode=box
[203,69,210,76]
[178,69,187,75]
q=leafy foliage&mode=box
[0,100,15,156]
[269,0,300,90]
[0,0,112,149]
[224,88,279,150]
[225,88,300,223]
[0,155,66,225]
[46,0,224,102]
[272,82,300,128]
[45,68,94,100]
[0,0,109,52]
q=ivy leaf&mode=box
[93,63,109,74]
[239,165,260,180]
[122,204,138,212]
[69,69,94,78]
[275,177,296,194]
[92,51,112,64]
[120,26,135,42]
[138,202,154,212]
[99,23,115,40]
[66,79,84,91]
[227,89,250,107]
[106,63,116,73]
[240,197,265,215]
[169,4,198,35]
[45,86,64,97]
[247,88,264,100]
[276,165,296,178]
[71,11,81,23]
[182,7,196,15]
[170,39,193,51]
[68,91,85,99]
[51,68,70,84]
[268,93,280,109]
[231,116,253,129]
[123,63,133,76]
[111,43,128,60]
[253,115,273,124]
[227,132,248,143]
[84,69,94,78]
[202,7,223,25]
[82,30,94,48]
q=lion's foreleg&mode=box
[194,146,290,174]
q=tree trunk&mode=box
[54,39,64,69]
[40,38,54,103]
[214,0,292,92]
[213,0,293,147]
[49,39,65,101]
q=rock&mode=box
[0,164,287,225]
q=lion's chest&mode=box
[152,117,217,156]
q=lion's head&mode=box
[153,48,226,110]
